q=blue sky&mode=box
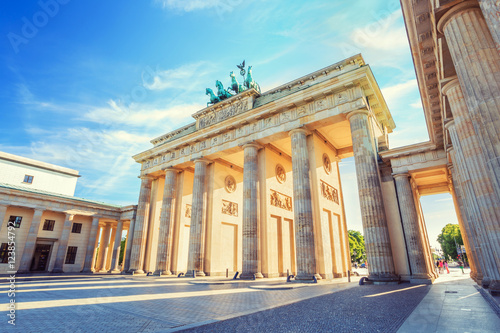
[0,0,457,248]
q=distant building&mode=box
[0,152,136,274]
[0,151,79,196]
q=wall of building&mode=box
[172,170,194,274]
[0,159,78,196]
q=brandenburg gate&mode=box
[128,54,410,283]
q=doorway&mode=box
[30,244,52,271]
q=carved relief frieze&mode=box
[221,199,238,217]
[197,100,249,129]
[185,204,192,218]
[270,189,293,211]
[297,106,307,117]
[320,180,339,204]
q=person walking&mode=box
[444,261,450,274]
[439,260,444,274]
[458,260,464,274]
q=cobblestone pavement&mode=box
[183,283,431,333]
[0,274,358,332]
[2,269,498,333]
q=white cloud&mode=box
[81,99,200,127]
[142,62,214,91]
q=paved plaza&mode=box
[1,266,499,332]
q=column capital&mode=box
[191,157,211,165]
[392,172,410,180]
[444,119,456,131]
[437,1,480,34]
[441,76,460,96]
[345,109,369,121]
[65,213,75,220]
[289,127,311,137]
[138,174,155,180]
[162,166,182,174]
[241,142,262,150]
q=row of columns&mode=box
[129,109,398,283]
[437,0,500,292]
[0,205,128,274]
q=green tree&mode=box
[348,230,366,263]
[437,224,463,260]
[118,237,126,265]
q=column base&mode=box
[153,270,172,276]
[128,269,145,275]
[51,268,64,273]
[240,272,264,280]
[487,280,500,295]
[81,269,93,273]
[295,273,322,282]
[16,270,30,274]
[482,276,491,289]
[186,270,205,277]
[368,273,400,284]
[98,269,109,273]
[110,269,122,274]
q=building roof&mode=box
[0,182,122,208]
[0,151,80,177]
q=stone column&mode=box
[448,166,479,280]
[111,220,124,273]
[52,214,75,273]
[438,2,500,205]
[289,128,321,281]
[478,0,500,53]
[18,208,44,273]
[82,216,100,273]
[187,159,210,277]
[155,168,179,275]
[128,176,153,274]
[347,110,398,282]
[97,223,112,272]
[446,121,499,288]
[123,218,135,272]
[241,143,263,279]
[0,205,8,231]
[393,174,433,283]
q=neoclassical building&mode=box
[129,0,500,292]
[0,152,137,274]
[395,0,500,292]
[130,55,397,282]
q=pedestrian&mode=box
[439,260,444,274]
[458,260,464,274]
[444,260,450,274]
[354,262,358,269]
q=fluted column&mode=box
[448,148,486,284]
[123,218,135,272]
[438,2,500,205]
[347,110,397,282]
[448,165,478,280]
[111,220,124,273]
[446,121,499,288]
[187,159,209,277]
[393,174,433,283]
[443,78,500,290]
[241,143,263,279]
[97,223,112,272]
[155,168,180,275]
[128,176,154,274]
[478,0,500,53]
[289,128,320,281]
[82,216,100,272]
[18,208,44,273]
[52,214,75,273]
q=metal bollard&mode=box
[348,270,351,282]
[233,271,239,280]
[177,272,184,277]
[226,268,228,278]
[287,275,295,282]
